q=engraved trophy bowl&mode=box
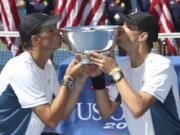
[62,25,120,64]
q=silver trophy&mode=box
[62,25,119,64]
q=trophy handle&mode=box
[61,30,79,54]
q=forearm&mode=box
[115,78,146,117]
[36,58,90,126]
[49,86,70,123]
[62,81,84,119]
[95,90,115,118]
[33,86,70,127]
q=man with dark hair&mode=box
[89,12,180,135]
[0,13,88,135]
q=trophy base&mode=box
[79,54,90,64]
[78,50,112,64]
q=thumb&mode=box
[69,58,78,67]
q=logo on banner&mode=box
[77,103,127,130]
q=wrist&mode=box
[61,75,75,90]
[64,74,74,80]
[90,73,106,90]
[109,66,121,75]
[109,67,124,83]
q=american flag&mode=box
[150,0,177,55]
[0,0,21,56]
[54,0,106,28]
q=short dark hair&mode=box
[114,12,159,49]
[19,13,61,49]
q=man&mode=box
[89,12,180,135]
[0,13,88,135]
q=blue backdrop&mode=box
[55,56,180,135]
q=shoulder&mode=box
[144,53,176,79]
[13,52,35,71]
[145,53,172,70]
[1,52,31,73]
[146,53,171,65]
[3,52,37,79]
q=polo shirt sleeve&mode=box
[141,63,174,103]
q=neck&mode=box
[27,49,52,69]
[127,45,150,67]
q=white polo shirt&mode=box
[108,53,180,135]
[0,51,59,135]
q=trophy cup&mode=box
[62,25,119,64]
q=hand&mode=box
[84,64,102,77]
[75,53,104,77]
[65,58,89,83]
[88,51,117,74]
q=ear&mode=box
[31,35,40,46]
[138,32,148,43]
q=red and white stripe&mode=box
[150,0,177,55]
[55,0,106,28]
[0,0,21,56]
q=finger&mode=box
[69,58,78,67]
[83,65,97,73]
[78,65,93,75]
[82,65,93,70]
[75,62,83,69]
[90,61,104,70]
[68,61,82,74]
[98,63,104,70]
[89,57,103,64]
[82,68,92,75]
[110,50,115,58]
[75,54,81,62]
[82,67,99,76]
[89,51,102,58]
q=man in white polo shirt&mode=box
[0,13,89,135]
[89,12,180,135]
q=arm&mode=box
[110,61,173,117]
[32,59,87,127]
[87,63,120,118]
[89,52,159,118]
[114,78,156,117]
[32,85,70,128]
[62,76,86,120]
[95,90,120,118]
